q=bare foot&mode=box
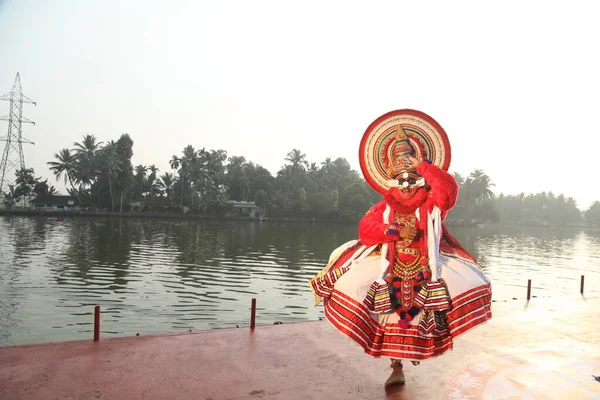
[385,368,405,387]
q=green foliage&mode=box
[33,134,596,224]
[113,134,135,212]
[14,168,37,203]
[307,191,335,218]
[33,179,57,198]
[338,181,375,221]
[1,184,17,208]
[493,192,581,226]
[585,201,600,226]
[254,189,268,208]
[447,170,584,227]
[1,168,57,209]
[447,169,498,225]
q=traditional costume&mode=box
[310,109,492,386]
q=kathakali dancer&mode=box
[310,109,492,387]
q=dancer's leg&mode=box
[384,359,405,387]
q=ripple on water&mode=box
[0,217,599,345]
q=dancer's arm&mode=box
[410,157,459,212]
[358,201,399,246]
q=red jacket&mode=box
[358,162,459,247]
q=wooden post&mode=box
[580,275,585,295]
[250,298,256,330]
[94,306,100,341]
[526,279,531,300]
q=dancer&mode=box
[310,109,492,386]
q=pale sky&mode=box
[1,0,599,209]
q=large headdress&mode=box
[359,109,452,194]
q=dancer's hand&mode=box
[385,222,400,239]
[399,226,417,241]
[406,156,421,169]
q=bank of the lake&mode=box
[1,209,598,231]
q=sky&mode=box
[0,0,599,209]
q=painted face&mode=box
[386,178,429,212]
[389,184,428,207]
[395,183,419,199]
[394,172,422,199]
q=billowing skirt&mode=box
[310,240,492,360]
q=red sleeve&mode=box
[417,162,459,212]
[358,201,395,246]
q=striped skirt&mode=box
[311,241,492,360]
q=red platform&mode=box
[1,294,599,399]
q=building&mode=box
[32,195,78,212]
[227,200,263,219]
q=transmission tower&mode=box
[0,72,36,195]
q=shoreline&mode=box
[0,208,354,224]
[1,209,597,231]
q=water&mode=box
[0,216,599,346]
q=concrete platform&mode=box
[1,294,600,400]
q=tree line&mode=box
[1,133,599,226]
[446,170,599,227]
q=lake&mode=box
[1,215,599,346]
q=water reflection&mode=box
[0,216,599,346]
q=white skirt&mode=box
[311,241,492,360]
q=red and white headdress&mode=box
[358,109,452,195]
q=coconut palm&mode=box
[147,164,159,197]
[284,148,308,172]
[468,169,495,202]
[158,172,175,203]
[169,155,185,207]
[101,141,123,212]
[134,165,147,199]
[47,148,82,206]
[226,156,248,201]
[73,134,102,187]
[452,172,465,186]
[202,149,227,205]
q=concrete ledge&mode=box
[1,294,599,399]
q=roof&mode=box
[32,195,77,204]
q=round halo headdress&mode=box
[358,109,452,195]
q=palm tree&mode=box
[457,169,495,217]
[158,172,175,203]
[202,149,227,205]
[452,172,465,186]
[73,134,102,186]
[135,165,147,199]
[320,157,333,173]
[147,164,159,198]
[182,146,198,206]
[228,156,246,172]
[307,162,320,193]
[169,155,184,207]
[47,148,82,206]
[226,156,248,201]
[72,134,102,205]
[468,169,495,202]
[169,155,180,172]
[284,148,308,172]
[101,141,123,212]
